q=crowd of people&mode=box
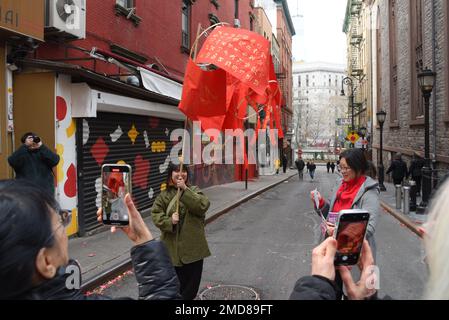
[1,131,449,300]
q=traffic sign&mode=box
[346,132,359,144]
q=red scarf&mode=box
[332,176,367,213]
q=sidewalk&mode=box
[70,170,298,283]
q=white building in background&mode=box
[292,61,348,160]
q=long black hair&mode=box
[0,179,59,299]
[166,162,190,186]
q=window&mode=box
[298,75,301,87]
[116,0,134,8]
[389,0,398,124]
[306,75,309,87]
[410,0,424,123]
[182,1,191,52]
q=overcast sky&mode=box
[288,0,348,65]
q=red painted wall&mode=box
[37,0,255,80]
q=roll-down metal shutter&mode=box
[77,112,183,233]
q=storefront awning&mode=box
[16,58,180,106]
[138,67,182,100]
[71,83,185,121]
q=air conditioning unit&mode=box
[45,0,86,40]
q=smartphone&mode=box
[333,209,370,266]
[101,164,132,226]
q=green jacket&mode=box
[151,185,211,267]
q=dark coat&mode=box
[289,275,389,300]
[295,159,305,171]
[408,158,425,178]
[309,164,316,171]
[290,276,337,300]
[386,159,408,181]
[15,240,180,300]
[8,145,60,196]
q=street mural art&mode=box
[79,114,177,226]
[56,75,78,236]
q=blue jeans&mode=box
[309,170,315,179]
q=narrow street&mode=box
[101,166,427,300]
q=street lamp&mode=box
[417,67,436,210]
[341,77,355,148]
[376,110,387,192]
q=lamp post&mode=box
[417,68,436,209]
[341,77,355,148]
[376,110,387,192]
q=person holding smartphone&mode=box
[151,162,211,300]
[310,148,380,298]
[8,132,60,197]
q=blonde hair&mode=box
[424,178,449,299]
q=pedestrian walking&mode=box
[306,162,311,173]
[282,153,288,174]
[309,162,316,180]
[336,160,340,173]
[0,179,180,300]
[8,132,60,197]
[310,148,380,299]
[151,162,211,300]
[330,162,336,174]
[408,152,425,197]
[386,153,408,185]
[295,156,306,180]
[326,162,331,173]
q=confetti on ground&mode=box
[85,270,134,296]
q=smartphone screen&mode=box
[334,210,370,266]
[101,164,132,226]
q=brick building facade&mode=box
[373,0,449,182]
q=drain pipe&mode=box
[431,0,437,162]
[431,0,438,185]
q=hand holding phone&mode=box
[97,194,153,246]
[338,240,377,300]
[101,164,132,226]
[333,210,370,266]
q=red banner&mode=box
[196,26,270,97]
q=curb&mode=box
[81,173,297,293]
[380,200,423,239]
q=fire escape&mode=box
[348,0,365,125]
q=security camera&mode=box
[7,64,19,71]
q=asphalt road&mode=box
[99,166,427,300]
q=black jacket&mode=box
[8,145,60,196]
[408,158,425,178]
[290,276,338,300]
[290,275,388,300]
[295,159,305,171]
[15,240,180,300]
[386,160,407,181]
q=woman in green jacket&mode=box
[151,162,211,300]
